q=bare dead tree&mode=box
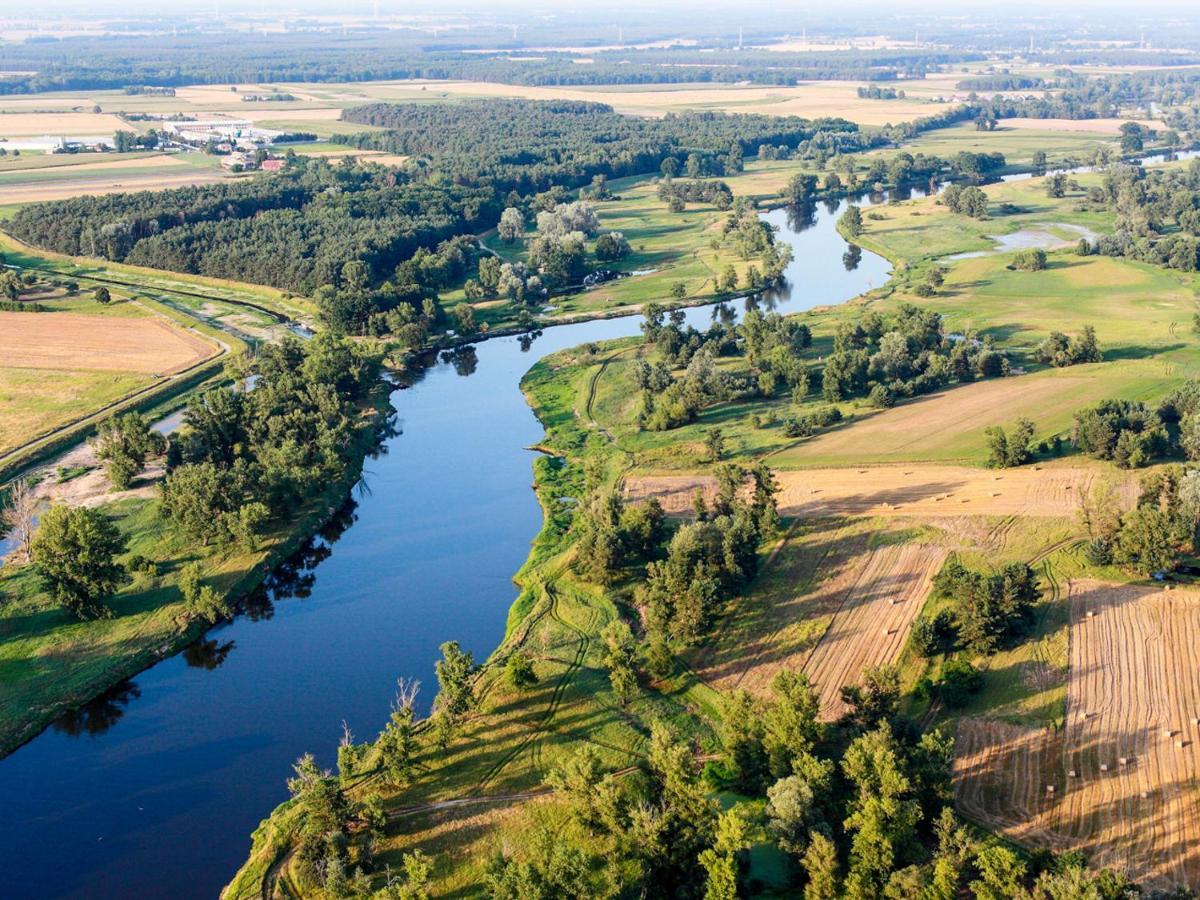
[2,478,38,564]
[393,677,420,715]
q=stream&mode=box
[0,191,898,898]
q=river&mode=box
[0,192,894,898]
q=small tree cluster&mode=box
[931,559,1040,654]
[942,183,989,219]
[984,417,1036,468]
[1035,326,1102,367]
[1072,399,1169,468]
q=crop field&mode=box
[626,462,1136,519]
[773,364,1177,467]
[954,580,1200,890]
[690,517,945,718]
[0,309,217,373]
[0,111,130,137]
[0,151,230,204]
[0,304,219,455]
[0,366,153,455]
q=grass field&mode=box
[902,121,1121,167]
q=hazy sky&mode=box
[9,0,1200,16]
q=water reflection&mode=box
[785,202,818,232]
[517,329,543,353]
[184,639,236,670]
[440,345,478,376]
[843,244,863,271]
[52,680,141,738]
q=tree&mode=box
[31,505,127,620]
[453,303,477,334]
[379,678,421,786]
[704,428,725,462]
[497,207,524,243]
[594,231,631,261]
[1,477,38,564]
[971,846,1029,900]
[985,417,1035,467]
[782,174,817,205]
[840,205,864,237]
[94,285,111,304]
[763,670,823,777]
[94,412,166,490]
[1010,248,1047,271]
[601,619,639,706]
[434,640,476,719]
[801,833,840,900]
[938,658,983,707]
[698,806,751,900]
[1115,505,1179,575]
[928,808,974,900]
[839,665,900,730]
[1046,172,1068,198]
[841,724,921,898]
[178,561,231,623]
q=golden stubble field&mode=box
[0,310,217,374]
[955,579,1200,890]
[625,462,1136,520]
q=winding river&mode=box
[0,193,895,898]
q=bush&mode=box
[505,652,537,689]
[867,384,895,409]
[939,658,983,708]
[1010,248,1047,271]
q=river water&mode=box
[0,193,893,898]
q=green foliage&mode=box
[933,559,1040,654]
[161,333,378,545]
[1035,326,1102,367]
[30,504,127,620]
[938,658,984,708]
[985,417,1036,468]
[1072,398,1168,468]
[1010,248,1047,271]
[94,412,165,490]
[505,652,537,690]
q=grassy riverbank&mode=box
[0,384,393,758]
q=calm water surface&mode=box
[0,193,891,898]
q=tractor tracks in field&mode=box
[474,584,593,792]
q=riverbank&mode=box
[0,382,394,759]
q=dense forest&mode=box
[6,157,496,294]
[0,31,976,93]
[334,100,866,194]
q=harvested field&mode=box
[953,580,1200,890]
[800,541,946,719]
[0,170,228,204]
[0,112,128,137]
[0,310,218,374]
[626,463,1136,520]
[1001,116,1160,134]
[693,522,945,720]
[954,718,1071,849]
